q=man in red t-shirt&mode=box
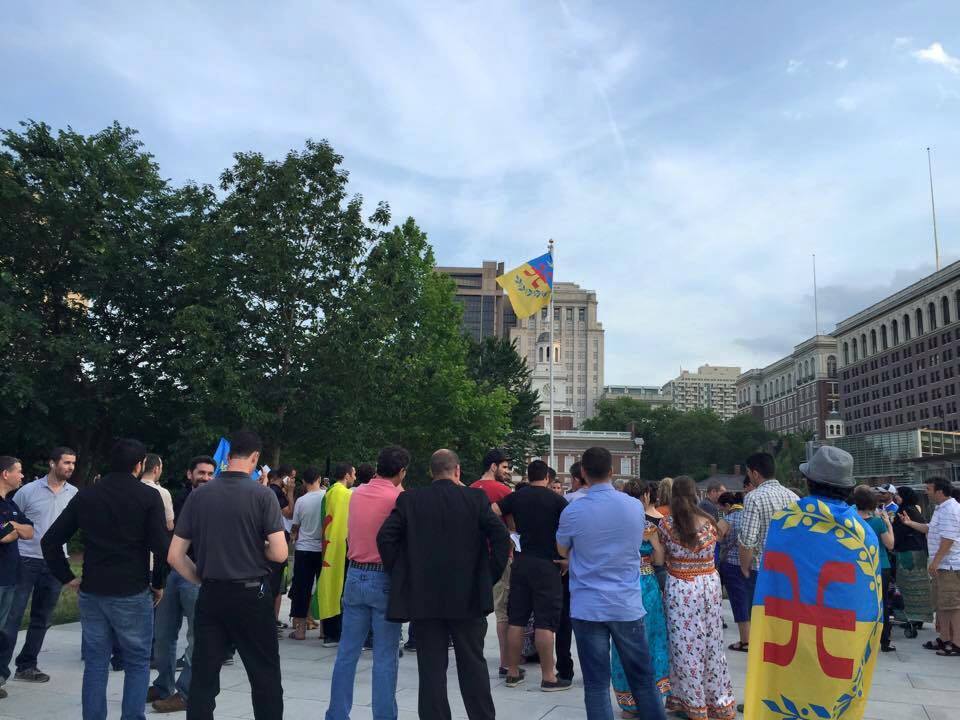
[470,448,516,677]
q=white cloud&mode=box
[786,59,803,74]
[893,36,913,49]
[827,58,848,70]
[912,42,960,73]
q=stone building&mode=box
[662,365,740,420]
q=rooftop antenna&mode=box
[928,147,941,271]
[813,253,820,337]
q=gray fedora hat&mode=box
[799,445,854,488]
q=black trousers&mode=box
[415,617,494,720]
[288,550,323,618]
[881,568,893,648]
[188,581,283,720]
[556,572,574,680]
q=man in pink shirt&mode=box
[325,446,409,720]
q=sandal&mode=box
[935,643,960,657]
[923,638,946,651]
[728,641,749,652]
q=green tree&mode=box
[466,336,546,474]
[773,431,814,491]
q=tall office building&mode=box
[509,282,605,427]
[834,260,960,436]
[601,385,673,409]
[436,261,517,341]
[736,336,843,440]
[663,365,740,420]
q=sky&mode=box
[4,1,960,385]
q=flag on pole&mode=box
[496,251,554,319]
[212,437,230,477]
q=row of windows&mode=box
[540,306,587,322]
[842,292,960,365]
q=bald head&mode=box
[430,449,461,483]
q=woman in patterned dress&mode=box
[610,480,671,717]
[658,476,736,720]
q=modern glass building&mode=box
[813,428,960,485]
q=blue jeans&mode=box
[572,617,666,720]
[0,556,63,679]
[79,590,154,720]
[325,567,402,720]
[152,570,199,700]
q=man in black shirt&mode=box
[494,460,570,691]
[42,438,169,720]
[168,430,286,720]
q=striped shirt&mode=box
[738,479,800,570]
[929,497,960,570]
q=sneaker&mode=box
[152,693,188,713]
[176,655,186,670]
[498,667,526,678]
[0,687,7,699]
[146,686,165,703]
[322,639,340,648]
[403,642,416,653]
[222,656,235,666]
[541,678,572,692]
[505,674,525,689]
[14,668,49,683]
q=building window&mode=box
[892,319,899,345]
[852,338,859,362]
[554,307,561,320]
[843,342,850,365]
[929,302,938,331]
[880,326,888,351]
[917,308,924,335]
[860,334,868,357]
[904,313,912,340]
[870,329,878,354]
[578,307,585,321]
[827,355,837,378]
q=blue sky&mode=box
[4,1,960,385]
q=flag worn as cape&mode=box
[316,481,352,619]
[744,496,883,720]
[495,251,554,319]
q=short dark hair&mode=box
[0,456,21,474]
[303,466,322,485]
[430,449,460,479]
[188,455,216,472]
[50,446,76,463]
[143,453,162,475]
[926,476,953,497]
[228,430,262,458]
[548,466,557,481]
[483,448,509,470]
[717,491,743,506]
[581,447,612,481]
[897,486,918,506]
[706,481,724,493]
[569,461,582,481]
[526,460,550,483]
[356,463,376,485]
[745,452,775,480]
[268,469,280,482]
[805,477,850,502]
[110,438,148,474]
[622,479,651,501]
[852,485,877,512]
[743,475,754,489]
[333,462,354,481]
[377,446,411,478]
[277,464,295,477]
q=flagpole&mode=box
[928,147,941,272]
[548,238,555,470]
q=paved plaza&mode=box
[0,601,954,719]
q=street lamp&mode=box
[633,437,645,477]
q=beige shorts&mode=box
[493,556,513,623]
[934,569,960,612]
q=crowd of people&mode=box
[0,433,957,720]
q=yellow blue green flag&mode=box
[316,481,352,619]
[744,496,883,720]
[496,251,554,319]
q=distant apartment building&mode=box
[509,282,605,427]
[601,385,672,408]
[663,365,740,420]
[736,335,843,440]
[834,260,960,437]
[437,261,518,341]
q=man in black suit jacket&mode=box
[378,449,510,720]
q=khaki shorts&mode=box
[934,569,960,612]
[493,556,512,624]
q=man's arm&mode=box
[556,505,573,560]
[168,535,200,585]
[265,530,288,563]
[377,501,407,572]
[146,494,171,593]
[899,511,929,534]
[479,498,510,582]
[41,495,80,588]
[737,497,761,578]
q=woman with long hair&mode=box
[610,480,670,717]
[893,485,933,632]
[655,477,673,517]
[658,476,735,720]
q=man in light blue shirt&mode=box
[556,447,665,720]
[0,447,78,686]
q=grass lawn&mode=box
[19,560,82,629]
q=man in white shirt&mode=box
[287,467,327,640]
[141,454,174,531]
[900,476,960,655]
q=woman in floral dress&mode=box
[611,480,671,717]
[658,476,736,720]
